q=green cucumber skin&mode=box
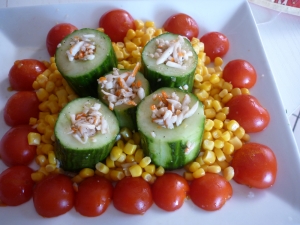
[54,97,119,171]
[98,70,150,131]
[54,137,115,172]
[55,29,117,98]
[140,128,203,170]
[137,87,205,170]
[141,33,198,92]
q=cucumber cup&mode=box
[54,97,119,171]
[55,28,117,98]
[137,87,205,170]
[141,33,198,92]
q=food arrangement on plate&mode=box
[0,7,278,218]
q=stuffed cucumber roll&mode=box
[54,97,119,171]
[55,28,117,98]
[141,33,198,92]
[137,87,205,170]
[98,63,150,131]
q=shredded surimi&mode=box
[68,102,108,144]
[65,34,96,61]
[148,35,193,69]
[98,63,145,110]
[151,91,199,129]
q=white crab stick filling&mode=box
[149,35,193,69]
[98,63,145,110]
[151,91,199,129]
[69,102,108,144]
[65,34,96,61]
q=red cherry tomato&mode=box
[0,125,37,167]
[231,142,277,189]
[222,59,257,89]
[200,32,229,61]
[113,177,152,215]
[226,94,270,133]
[163,13,199,40]
[33,174,75,218]
[99,9,135,42]
[0,166,34,206]
[189,173,232,211]
[8,59,47,91]
[75,176,113,217]
[46,23,78,56]
[4,91,40,127]
[152,172,189,211]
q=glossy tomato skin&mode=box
[0,125,37,167]
[189,173,232,211]
[4,91,40,127]
[152,172,189,211]
[113,177,153,214]
[46,23,78,56]
[0,166,34,206]
[99,9,135,42]
[200,32,229,61]
[33,174,75,217]
[222,59,257,89]
[75,176,113,217]
[9,59,47,91]
[226,94,270,133]
[231,142,277,189]
[163,13,199,40]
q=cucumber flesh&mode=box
[137,87,205,169]
[54,97,119,171]
[55,28,117,97]
[98,67,150,131]
[141,33,198,92]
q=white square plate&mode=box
[1,1,300,224]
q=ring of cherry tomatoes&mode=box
[0,8,277,218]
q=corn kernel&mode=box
[204,119,214,131]
[223,166,234,181]
[193,168,205,179]
[110,146,123,161]
[204,108,216,119]
[35,155,48,167]
[106,157,115,168]
[144,164,156,175]
[31,171,45,182]
[214,57,223,67]
[203,140,214,151]
[229,136,243,150]
[123,142,137,155]
[28,132,41,145]
[79,168,94,178]
[184,172,194,181]
[214,147,226,161]
[72,175,84,183]
[206,165,221,173]
[226,120,240,131]
[129,164,143,177]
[139,156,151,168]
[203,150,216,164]
[96,162,109,174]
[223,142,234,155]
[155,166,165,176]
[142,172,152,182]
[110,170,125,181]
[189,162,201,173]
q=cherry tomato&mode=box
[226,94,270,133]
[8,59,47,91]
[113,177,152,215]
[46,23,78,56]
[33,174,75,217]
[4,91,40,127]
[99,9,135,42]
[163,13,199,40]
[275,0,300,7]
[0,125,37,167]
[200,32,229,61]
[231,142,277,189]
[0,166,34,206]
[189,173,232,211]
[222,59,257,89]
[75,176,113,217]
[152,172,189,211]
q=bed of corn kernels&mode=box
[28,19,250,185]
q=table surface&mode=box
[1,0,300,149]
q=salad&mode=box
[0,2,281,223]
